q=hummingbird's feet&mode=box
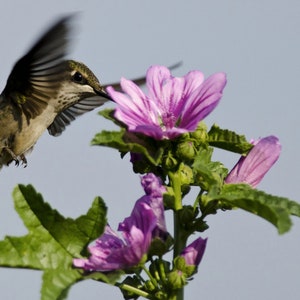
[12,154,27,168]
[4,147,27,168]
[19,154,28,168]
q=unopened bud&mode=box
[163,152,178,170]
[190,122,208,142]
[176,140,196,161]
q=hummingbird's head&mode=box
[56,60,112,111]
[47,59,114,137]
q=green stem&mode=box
[173,211,186,257]
[175,288,184,300]
[135,271,146,283]
[168,290,183,300]
[158,258,167,285]
[117,283,151,299]
[169,169,185,300]
[142,265,158,288]
[150,258,161,283]
[168,170,183,211]
[193,189,204,211]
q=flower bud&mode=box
[180,237,207,276]
[176,140,196,161]
[144,280,156,292]
[167,268,187,290]
[163,151,178,170]
[190,122,208,143]
[178,164,194,185]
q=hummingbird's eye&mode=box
[72,71,87,85]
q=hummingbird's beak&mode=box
[95,88,113,102]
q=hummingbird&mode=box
[0,15,149,169]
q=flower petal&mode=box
[183,70,205,98]
[180,72,227,130]
[108,79,159,129]
[146,65,172,101]
[225,136,281,187]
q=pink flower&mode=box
[107,66,227,140]
[73,202,156,272]
[225,136,281,188]
[73,173,167,272]
[180,237,207,267]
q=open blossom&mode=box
[107,65,227,140]
[73,173,166,272]
[73,201,156,272]
[225,136,281,188]
[180,237,207,267]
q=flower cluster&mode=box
[78,65,285,299]
[83,65,282,274]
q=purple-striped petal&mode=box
[180,237,207,266]
[225,136,281,187]
[180,72,227,130]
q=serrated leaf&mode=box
[256,194,300,218]
[206,184,296,234]
[98,108,125,128]
[192,147,228,193]
[208,124,253,154]
[42,269,82,300]
[92,130,164,166]
[0,185,108,300]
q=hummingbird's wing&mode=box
[1,16,73,122]
[101,62,183,91]
[102,76,147,92]
[47,96,109,136]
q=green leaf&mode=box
[98,109,125,128]
[257,194,300,218]
[98,108,115,121]
[0,185,108,300]
[205,184,297,234]
[92,129,164,166]
[192,147,228,193]
[42,269,82,300]
[207,124,253,154]
[41,270,124,300]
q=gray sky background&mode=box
[0,1,299,299]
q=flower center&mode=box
[161,112,178,130]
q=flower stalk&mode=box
[169,170,186,300]
[117,283,151,299]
